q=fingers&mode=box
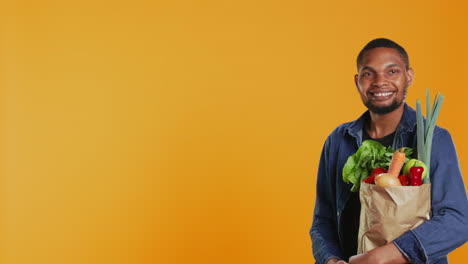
[337,261,349,264]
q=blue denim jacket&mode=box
[310,103,468,264]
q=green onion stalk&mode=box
[416,89,444,184]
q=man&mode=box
[310,38,468,264]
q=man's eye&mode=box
[363,72,373,77]
[389,69,399,74]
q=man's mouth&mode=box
[370,91,395,101]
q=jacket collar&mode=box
[347,103,417,139]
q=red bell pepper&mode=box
[410,166,424,186]
[398,175,410,186]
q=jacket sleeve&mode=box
[310,136,345,264]
[393,129,468,264]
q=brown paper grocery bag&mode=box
[357,183,431,254]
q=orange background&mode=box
[1,1,467,263]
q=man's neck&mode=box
[366,104,405,139]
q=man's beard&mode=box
[365,99,404,114]
[364,87,407,115]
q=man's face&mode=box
[355,47,414,115]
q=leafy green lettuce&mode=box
[342,140,413,192]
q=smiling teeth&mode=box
[374,92,393,96]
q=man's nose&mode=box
[372,73,388,87]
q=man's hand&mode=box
[327,258,349,264]
[348,253,375,264]
[348,243,409,264]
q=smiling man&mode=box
[310,38,468,264]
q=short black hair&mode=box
[356,38,410,70]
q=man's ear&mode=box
[406,68,414,87]
[354,74,359,90]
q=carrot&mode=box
[387,148,406,177]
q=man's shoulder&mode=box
[433,125,450,136]
[326,109,367,141]
[328,120,357,137]
[323,120,359,146]
[432,125,454,145]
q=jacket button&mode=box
[337,212,340,216]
